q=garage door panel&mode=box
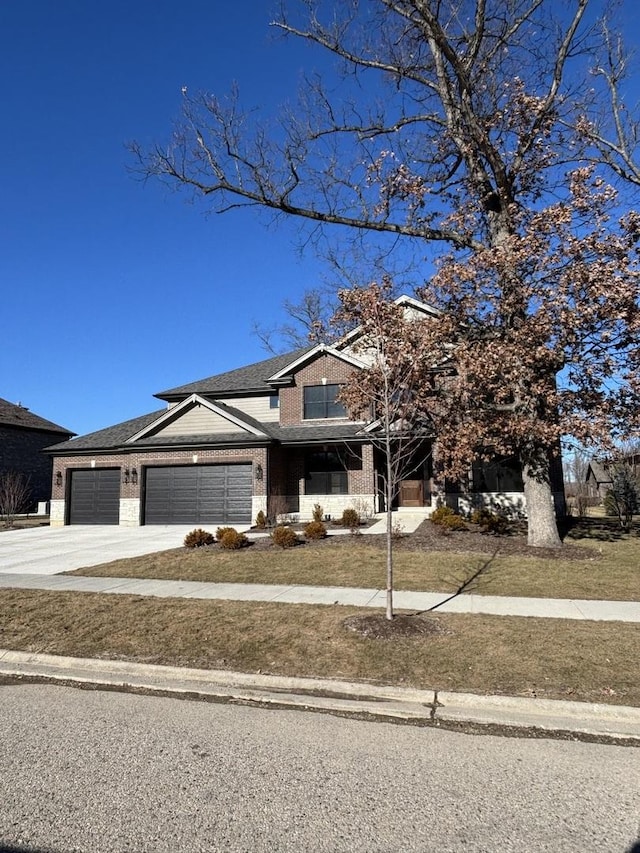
[144,464,252,525]
[69,469,120,525]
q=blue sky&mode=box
[1,2,638,438]
[1,1,330,435]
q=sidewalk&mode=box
[1,649,639,741]
[0,572,639,621]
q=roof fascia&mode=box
[267,344,366,382]
[393,294,441,316]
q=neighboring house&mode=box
[47,296,560,527]
[0,398,74,510]
[585,455,640,501]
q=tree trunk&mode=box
[385,437,394,620]
[522,453,562,548]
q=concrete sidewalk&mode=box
[0,572,638,621]
[1,649,638,741]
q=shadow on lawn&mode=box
[561,516,639,543]
[418,550,499,614]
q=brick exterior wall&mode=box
[51,446,268,526]
[279,353,360,426]
[0,426,68,508]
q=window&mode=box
[305,451,348,494]
[303,384,346,419]
[472,457,524,492]
[269,394,279,409]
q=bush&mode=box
[255,510,267,529]
[218,528,249,550]
[312,503,324,523]
[271,525,299,549]
[304,520,327,540]
[471,508,509,535]
[216,526,235,541]
[604,466,639,531]
[431,505,467,531]
[340,507,360,530]
[430,505,456,525]
[440,513,468,531]
[183,528,215,548]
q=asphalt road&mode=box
[1,685,639,853]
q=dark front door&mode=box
[68,469,120,524]
[144,464,252,525]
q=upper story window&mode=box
[269,394,280,409]
[303,384,347,420]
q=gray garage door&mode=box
[68,469,121,525]
[144,464,252,525]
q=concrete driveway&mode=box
[0,525,249,575]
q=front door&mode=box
[399,479,424,507]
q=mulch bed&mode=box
[343,612,450,639]
[248,519,597,561]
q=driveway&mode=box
[0,525,249,575]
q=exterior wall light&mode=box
[131,468,138,486]
[123,469,130,484]
[255,463,263,481]
[55,470,63,487]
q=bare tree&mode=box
[564,448,592,517]
[251,287,339,353]
[0,471,32,529]
[338,284,435,619]
[131,0,640,548]
[578,19,640,187]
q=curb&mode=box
[1,649,639,742]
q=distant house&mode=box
[0,398,74,510]
[585,454,640,501]
[46,295,564,527]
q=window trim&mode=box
[303,384,347,420]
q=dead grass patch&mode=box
[1,589,638,706]
[67,529,640,602]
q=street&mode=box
[0,684,638,852]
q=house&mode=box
[585,455,640,502]
[47,296,552,526]
[0,398,74,510]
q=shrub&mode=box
[471,508,509,535]
[218,528,249,550]
[255,510,267,529]
[391,521,405,540]
[439,513,468,531]
[431,505,466,531]
[312,503,324,523]
[430,505,456,526]
[304,520,327,540]
[271,525,299,549]
[340,507,360,530]
[216,526,235,541]
[183,528,215,549]
[604,466,639,531]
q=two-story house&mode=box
[47,295,533,526]
[1,397,74,511]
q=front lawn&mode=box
[66,518,640,602]
[1,589,637,706]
